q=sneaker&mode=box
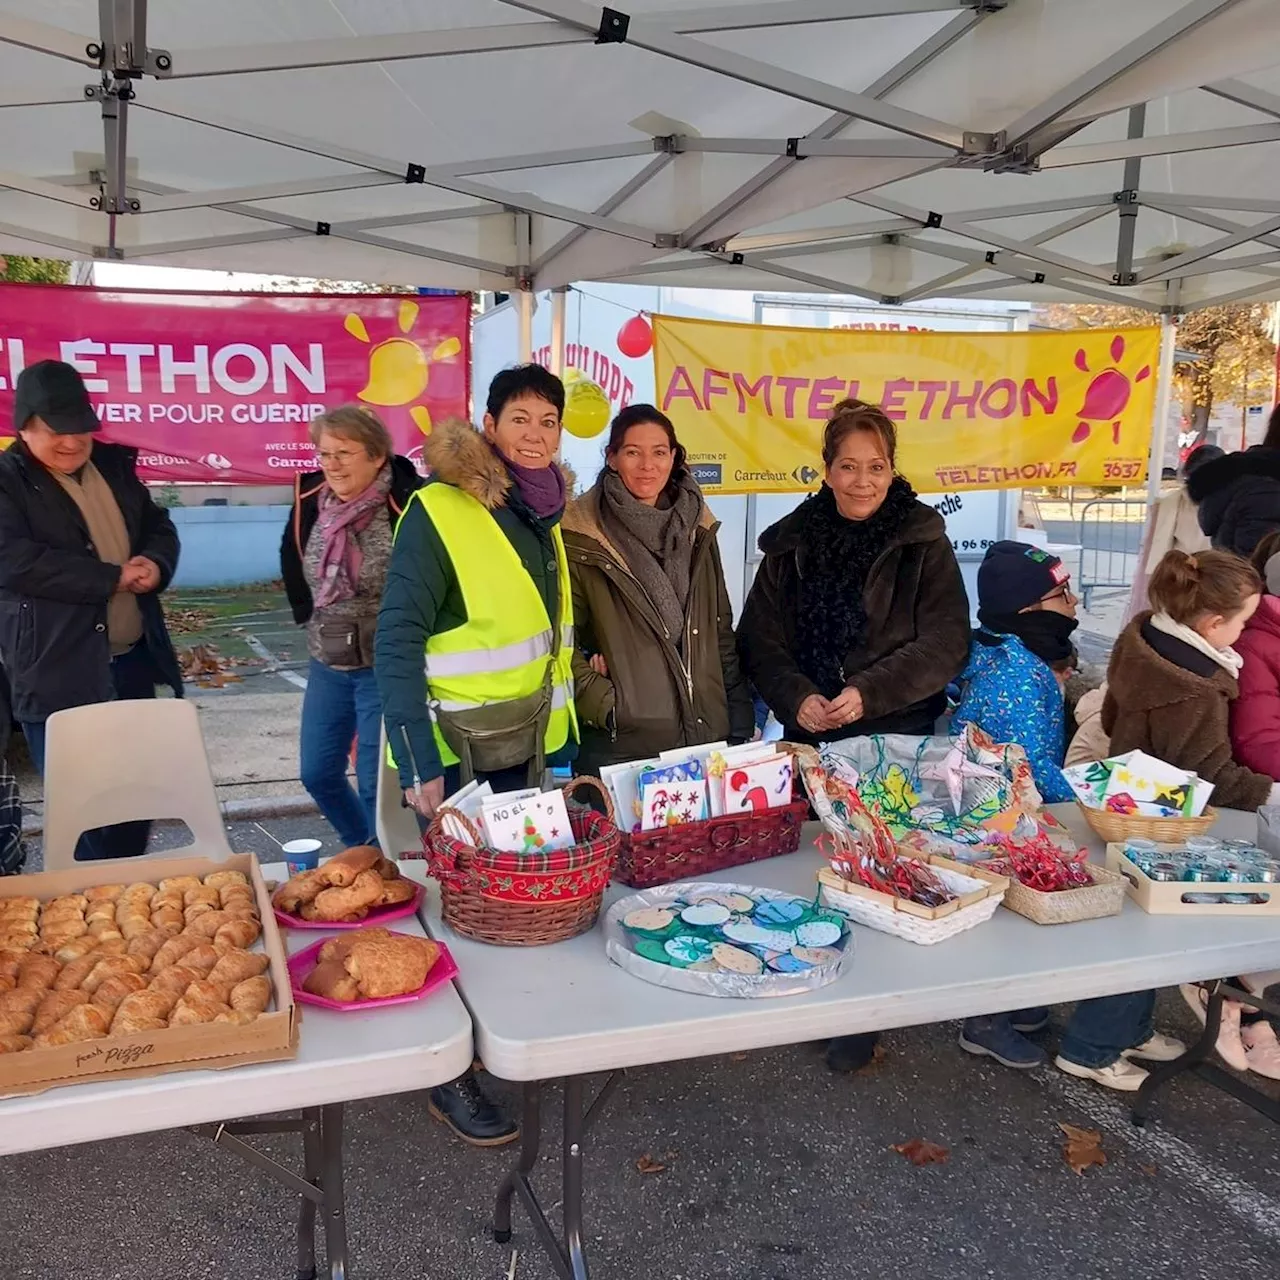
[1055,1055,1149,1092]
[427,1072,519,1147]
[959,1016,1047,1069]
[1180,983,1249,1070]
[824,1033,881,1074]
[1123,1032,1186,1063]
[1180,982,1209,1025]
[1009,1006,1050,1034]
[1242,1020,1280,1081]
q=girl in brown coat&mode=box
[564,405,755,775]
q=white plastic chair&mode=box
[376,721,424,859]
[42,699,234,870]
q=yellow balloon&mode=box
[562,374,611,440]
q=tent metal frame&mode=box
[0,0,1277,313]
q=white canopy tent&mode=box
[1,0,1278,315]
[3,1,1280,492]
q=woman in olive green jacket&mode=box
[564,405,755,775]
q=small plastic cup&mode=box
[282,838,322,877]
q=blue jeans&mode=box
[22,641,158,862]
[299,659,382,848]
[1058,990,1156,1068]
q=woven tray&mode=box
[426,778,620,947]
[1076,800,1218,843]
[978,861,1128,925]
[613,797,809,889]
[817,857,1007,946]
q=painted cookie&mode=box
[711,943,763,975]
[754,898,805,926]
[795,920,843,948]
[767,953,813,973]
[664,935,714,968]
[680,903,731,927]
[623,907,675,935]
[792,945,843,966]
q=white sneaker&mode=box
[1241,1020,1280,1081]
[1123,1032,1186,1063]
[1055,1055,1150,1092]
[1215,1000,1250,1071]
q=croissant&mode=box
[183,977,234,1004]
[318,928,392,965]
[83,884,125,902]
[169,995,231,1026]
[183,903,215,925]
[55,954,104,991]
[150,888,184,911]
[126,928,172,965]
[150,907,185,933]
[214,1009,257,1026]
[0,987,45,1016]
[208,950,270,986]
[0,974,12,993]
[0,949,24,980]
[0,1033,32,1053]
[150,934,202,973]
[344,934,438,1000]
[187,910,232,939]
[310,869,385,922]
[316,845,381,888]
[121,883,155,903]
[273,871,325,916]
[34,1002,110,1047]
[374,856,401,880]
[302,960,360,1002]
[85,898,118,920]
[87,920,124,941]
[378,878,418,907]
[181,944,219,977]
[32,989,90,1035]
[0,935,36,952]
[148,965,202,999]
[47,894,89,915]
[91,972,148,1013]
[41,919,88,944]
[2,896,41,917]
[54,936,101,964]
[0,1008,34,1036]
[158,875,201,895]
[119,916,154,942]
[81,955,145,994]
[94,937,129,956]
[204,870,249,891]
[230,975,271,1015]
[184,886,221,910]
[17,954,60,990]
[111,988,179,1034]
[214,919,261,952]
[220,884,256,909]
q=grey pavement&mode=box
[5,816,1279,1280]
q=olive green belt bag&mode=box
[433,669,552,786]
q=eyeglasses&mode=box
[318,450,364,467]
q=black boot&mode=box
[427,1070,519,1147]
[825,1032,881,1074]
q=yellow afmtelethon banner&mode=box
[653,316,1161,494]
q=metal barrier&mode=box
[1077,498,1150,610]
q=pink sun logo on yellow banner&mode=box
[1071,333,1152,445]
[344,299,462,435]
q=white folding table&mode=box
[0,863,473,1280]
[422,803,1280,1280]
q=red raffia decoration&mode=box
[979,830,1093,893]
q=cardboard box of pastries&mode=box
[0,852,297,1097]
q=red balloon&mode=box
[616,314,653,359]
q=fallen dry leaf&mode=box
[729,1052,748,1062]
[1138,1163,1157,1177]
[890,1138,950,1167]
[164,606,217,635]
[864,1042,888,1071]
[1058,1122,1107,1176]
[635,1154,666,1175]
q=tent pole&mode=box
[1147,314,1177,506]
[549,287,567,376]
[517,288,534,363]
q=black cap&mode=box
[977,540,1070,615]
[13,360,101,435]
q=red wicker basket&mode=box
[613,793,810,889]
[424,778,620,946]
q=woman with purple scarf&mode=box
[281,405,422,847]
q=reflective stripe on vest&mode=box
[407,482,577,768]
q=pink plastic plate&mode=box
[273,881,424,931]
[287,932,459,1011]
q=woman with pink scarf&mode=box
[281,405,422,846]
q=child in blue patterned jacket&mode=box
[951,540,1080,1070]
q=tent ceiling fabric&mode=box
[1,1,1279,310]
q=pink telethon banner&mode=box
[0,284,471,483]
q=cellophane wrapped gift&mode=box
[799,724,1064,861]
[1258,806,1280,859]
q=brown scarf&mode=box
[597,469,703,646]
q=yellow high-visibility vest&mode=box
[406,482,577,769]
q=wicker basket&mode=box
[817,858,1007,946]
[1075,800,1219,844]
[977,861,1128,925]
[613,796,809,889]
[426,778,620,946]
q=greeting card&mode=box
[706,743,776,816]
[640,780,709,831]
[481,790,574,854]
[723,755,793,814]
[440,779,493,846]
[601,758,659,835]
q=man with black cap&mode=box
[0,359,183,860]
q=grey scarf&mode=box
[598,469,703,646]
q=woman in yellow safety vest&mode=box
[375,364,577,1146]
